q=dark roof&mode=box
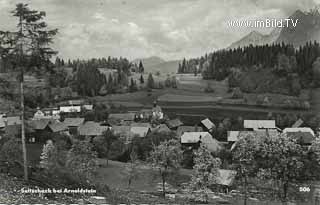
[48,121,68,133]
[63,118,85,127]
[28,119,53,130]
[166,119,183,129]
[78,121,109,136]
[286,132,315,144]
[130,127,150,138]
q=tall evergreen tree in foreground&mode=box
[0,3,58,180]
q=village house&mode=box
[135,109,153,121]
[33,107,60,120]
[82,104,93,111]
[63,118,85,135]
[243,120,277,131]
[78,121,110,139]
[176,125,203,138]
[283,127,316,146]
[166,118,184,130]
[27,119,69,143]
[228,130,280,143]
[200,118,216,132]
[180,132,221,153]
[0,116,21,129]
[130,126,151,138]
[151,102,164,120]
[59,105,81,113]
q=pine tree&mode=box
[138,61,144,73]
[147,73,155,89]
[0,3,58,180]
[140,74,144,84]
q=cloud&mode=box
[0,0,319,60]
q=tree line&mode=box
[178,41,320,86]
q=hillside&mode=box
[132,56,165,68]
[229,9,320,49]
[228,29,280,49]
[276,10,320,46]
[132,56,180,74]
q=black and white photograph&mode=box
[1,0,320,204]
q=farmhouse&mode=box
[33,107,60,120]
[228,130,280,142]
[130,126,150,138]
[201,118,216,132]
[63,118,85,127]
[82,104,93,111]
[47,121,69,134]
[181,132,221,153]
[243,120,276,131]
[151,102,164,120]
[0,116,21,128]
[78,121,110,137]
[59,105,81,113]
[176,126,203,137]
[166,119,183,130]
[63,117,84,135]
[283,127,316,145]
[135,109,153,121]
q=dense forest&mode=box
[179,41,320,84]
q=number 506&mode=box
[299,187,310,192]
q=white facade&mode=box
[59,105,81,113]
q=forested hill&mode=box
[178,41,320,95]
[55,57,131,73]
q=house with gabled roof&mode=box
[63,118,85,127]
[176,126,203,137]
[201,118,216,132]
[283,127,315,145]
[48,121,69,133]
[0,116,21,129]
[130,126,150,138]
[244,120,276,131]
[78,121,110,137]
[181,132,221,153]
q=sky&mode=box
[0,0,319,61]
